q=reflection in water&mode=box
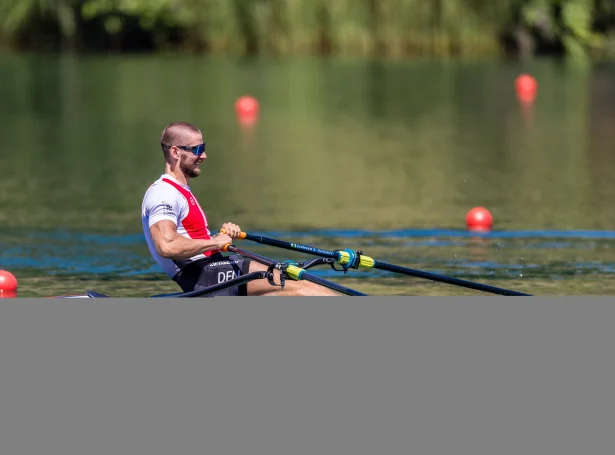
[587,66,615,214]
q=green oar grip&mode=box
[285,264,305,280]
[337,250,375,268]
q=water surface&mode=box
[1,54,615,295]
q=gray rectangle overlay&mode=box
[1,297,613,455]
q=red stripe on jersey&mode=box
[161,178,219,257]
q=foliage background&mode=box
[1,0,615,58]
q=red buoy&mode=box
[466,207,493,232]
[234,96,259,124]
[0,270,18,298]
[515,74,537,102]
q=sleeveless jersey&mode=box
[141,174,219,279]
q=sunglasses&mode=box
[162,142,206,156]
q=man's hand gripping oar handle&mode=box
[220,228,247,239]
[219,228,246,251]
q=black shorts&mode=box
[173,254,252,297]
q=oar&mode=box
[226,231,532,296]
[221,244,368,296]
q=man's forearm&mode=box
[160,235,222,260]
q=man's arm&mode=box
[150,220,232,260]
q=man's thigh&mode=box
[245,260,339,296]
[178,255,252,296]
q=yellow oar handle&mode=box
[337,250,375,268]
[220,228,247,239]
[284,264,305,280]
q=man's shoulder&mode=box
[143,178,187,206]
[145,178,164,191]
[145,177,175,195]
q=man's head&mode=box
[160,122,207,179]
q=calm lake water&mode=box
[1,53,615,296]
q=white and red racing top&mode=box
[141,174,219,278]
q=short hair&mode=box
[160,122,202,159]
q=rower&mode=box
[141,122,339,297]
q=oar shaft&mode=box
[243,234,338,258]
[232,232,532,296]
[223,245,367,296]
[373,261,532,296]
[301,274,367,296]
[225,245,283,267]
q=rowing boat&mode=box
[47,232,531,298]
[52,291,112,299]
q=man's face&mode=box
[177,131,206,179]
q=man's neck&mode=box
[164,166,188,186]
